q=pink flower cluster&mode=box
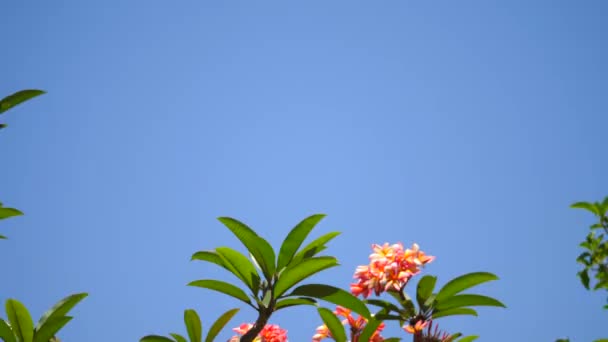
[312,306,385,342]
[230,323,288,342]
[351,243,435,298]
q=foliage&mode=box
[571,197,608,309]
[188,215,352,341]
[0,294,87,342]
[0,89,44,239]
[141,308,240,342]
[1,89,87,342]
[0,89,45,129]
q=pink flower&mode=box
[351,242,434,297]
[403,319,429,334]
[230,323,287,342]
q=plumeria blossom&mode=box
[312,306,385,342]
[229,323,288,342]
[351,242,435,298]
[403,319,429,334]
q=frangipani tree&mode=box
[313,243,505,342]
[187,215,366,342]
[142,215,504,341]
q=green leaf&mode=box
[169,334,187,342]
[274,257,338,297]
[35,293,88,331]
[205,308,239,342]
[291,232,341,266]
[579,269,591,289]
[383,338,402,342]
[191,250,227,269]
[277,214,326,271]
[435,272,499,303]
[416,275,437,310]
[435,294,506,311]
[364,299,401,313]
[33,316,72,342]
[217,217,276,281]
[0,319,16,342]
[184,310,202,342]
[215,247,260,294]
[456,336,479,342]
[274,297,317,311]
[571,202,600,216]
[0,90,45,114]
[432,307,478,319]
[317,308,346,342]
[188,280,253,307]
[6,299,34,342]
[140,336,176,342]
[0,207,23,220]
[290,284,371,319]
[358,310,385,342]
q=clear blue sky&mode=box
[2,1,607,341]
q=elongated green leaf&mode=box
[33,316,72,342]
[205,308,239,342]
[275,297,317,311]
[274,257,338,298]
[383,338,402,342]
[291,232,341,265]
[435,272,499,303]
[0,319,16,342]
[0,207,23,220]
[217,217,276,281]
[184,310,202,342]
[435,294,505,311]
[277,214,326,270]
[0,90,45,114]
[290,284,371,319]
[579,269,591,289]
[188,280,252,307]
[170,334,187,342]
[6,299,34,342]
[317,308,346,342]
[416,275,437,310]
[140,336,175,342]
[364,299,401,313]
[191,250,227,269]
[215,247,260,294]
[456,336,479,342]
[36,293,88,330]
[432,307,478,319]
[0,235,7,239]
[571,202,600,216]
[358,310,385,342]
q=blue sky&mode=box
[2,1,607,341]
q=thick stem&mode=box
[240,309,270,342]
